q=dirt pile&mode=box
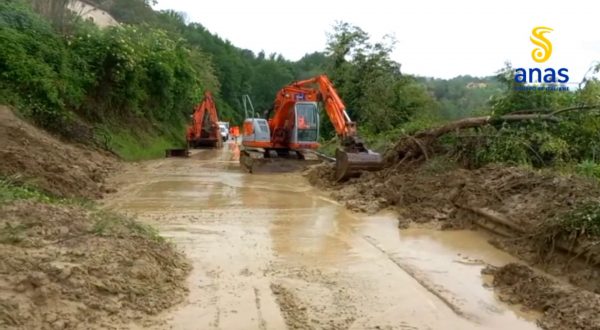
[0,106,117,199]
[307,161,598,226]
[0,200,191,329]
[485,263,600,330]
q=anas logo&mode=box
[514,26,569,89]
[530,26,553,63]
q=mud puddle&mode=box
[103,143,540,329]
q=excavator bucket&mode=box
[335,148,384,181]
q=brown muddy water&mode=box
[103,143,540,330]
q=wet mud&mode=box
[104,144,540,329]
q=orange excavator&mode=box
[165,91,222,157]
[240,74,383,180]
[186,91,222,149]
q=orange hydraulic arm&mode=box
[265,74,359,148]
[243,75,382,180]
[291,75,357,140]
[186,91,220,143]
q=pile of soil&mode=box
[485,263,600,330]
[306,162,598,226]
[0,200,191,329]
[0,106,117,199]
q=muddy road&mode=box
[103,143,540,330]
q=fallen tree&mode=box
[384,105,600,166]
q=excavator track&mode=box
[240,148,320,173]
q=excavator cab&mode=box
[292,102,319,146]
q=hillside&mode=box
[0,105,191,329]
[2,0,508,160]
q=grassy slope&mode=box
[106,126,185,161]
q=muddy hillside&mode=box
[0,106,190,329]
[0,106,116,199]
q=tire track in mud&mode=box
[270,283,312,330]
[361,235,477,322]
[253,287,267,330]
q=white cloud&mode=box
[154,0,600,81]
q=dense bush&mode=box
[0,1,78,128]
[451,65,600,170]
[0,1,216,138]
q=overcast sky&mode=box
[154,0,599,82]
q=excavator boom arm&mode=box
[292,75,383,179]
[292,75,356,139]
[244,74,382,180]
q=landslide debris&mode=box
[0,199,191,329]
[307,126,600,322]
[0,106,117,199]
[0,105,191,328]
[306,160,600,291]
[306,161,597,227]
[485,263,600,330]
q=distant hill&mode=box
[418,75,504,119]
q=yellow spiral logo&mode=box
[530,26,553,63]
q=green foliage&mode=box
[91,210,163,242]
[0,1,217,155]
[0,1,78,129]
[68,24,209,123]
[463,119,596,168]
[324,23,433,134]
[352,110,441,154]
[448,62,600,171]
[576,161,600,179]
[559,201,600,237]
[471,126,534,166]
[0,179,57,204]
[420,75,502,119]
[490,63,575,115]
[103,125,185,161]
[325,22,435,136]
[295,52,328,79]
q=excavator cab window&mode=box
[295,102,318,142]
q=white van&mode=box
[218,123,229,141]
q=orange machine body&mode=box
[186,91,222,148]
[240,75,383,180]
[243,74,358,153]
